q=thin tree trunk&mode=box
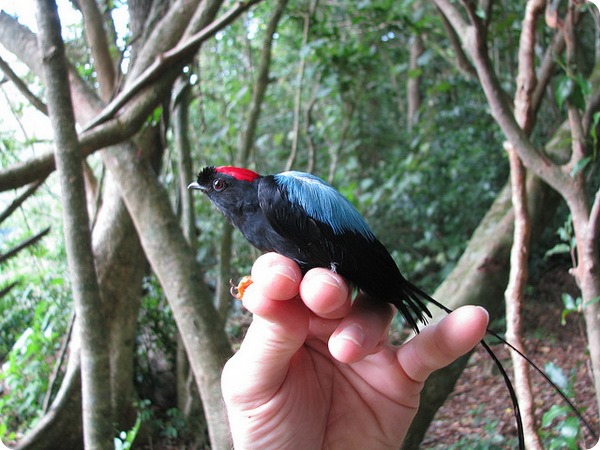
[236,0,289,165]
[407,33,423,131]
[174,78,196,248]
[505,146,541,450]
[501,1,545,447]
[286,0,317,171]
[35,1,113,448]
[173,77,206,438]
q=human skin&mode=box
[221,252,489,450]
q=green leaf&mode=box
[544,243,571,258]
[561,293,577,311]
[560,417,580,439]
[544,362,569,391]
[591,111,600,144]
[542,404,567,428]
[556,76,573,109]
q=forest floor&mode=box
[421,266,599,449]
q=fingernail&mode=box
[476,306,490,321]
[336,323,366,348]
[274,264,299,283]
[317,271,344,291]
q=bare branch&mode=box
[0,153,56,192]
[432,0,570,194]
[0,55,48,114]
[0,227,51,264]
[0,69,167,192]
[287,0,317,170]
[0,281,19,299]
[514,0,545,134]
[437,8,477,79]
[79,0,116,100]
[0,179,45,225]
[82,0,263,131]
[531,30,564,115]
[434,0,471,38]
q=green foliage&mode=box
[545,215,576,259]
[560,293,583,325]
[541,406,581,450]
[136,275,178,373]
[0,143,68,439]
[114,415,142,450]
[0,290,70,439]
[539,363,584,449]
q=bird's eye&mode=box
[213,179,227,192]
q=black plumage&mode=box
[190,165,431,331]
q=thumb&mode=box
[396,305,489,383]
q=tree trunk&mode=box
[93,176,146,429]
[101,141,233,448]
[502,2,545,446]
[505,146,542,450]
[173,77,206,438]
[407,33,423,131]
[35,1,113,448]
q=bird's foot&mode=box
[230,276,253,300]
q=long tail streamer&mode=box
[411,285,598,448]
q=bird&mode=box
[188,165,432,332]
[188,165,597,448]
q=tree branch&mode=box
[0,55,48,115]
[432,0,570,194]
[79,0,116,100]
[0,179,45,225]
[0,281,19,299]
[435,0,470,37]
[82,0,263,131]
[0,227,50,264]
[503,3,546,446]
[436,7,477,79]
[35,1,113,446]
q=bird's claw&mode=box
[230,276,253,300]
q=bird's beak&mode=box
[187,181,203,191]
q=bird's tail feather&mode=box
[399,280,598,448]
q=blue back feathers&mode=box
[274,171,375,239]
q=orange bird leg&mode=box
[230,276,253,300]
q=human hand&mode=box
[221,252,488,449]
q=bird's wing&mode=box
[257,172,377,269]
[261,171,375,237]
[257,174,324,245]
